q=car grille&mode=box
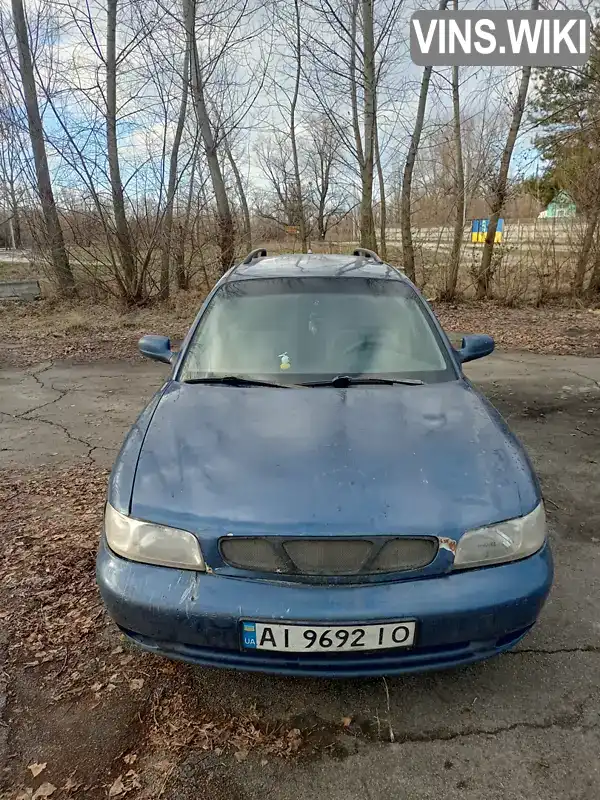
[219,536,438,576]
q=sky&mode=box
[1,0,586,209]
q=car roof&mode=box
[227,253,406,283]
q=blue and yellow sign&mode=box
[471,218,503,243]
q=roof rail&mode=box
[242,248,267,265]
[353,248,383,264]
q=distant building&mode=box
[538,191,577,218]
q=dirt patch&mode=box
[0,468,315,800]
[0,294,205,368]
[433,300,600,357]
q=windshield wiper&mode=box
[300,375,425,387]
[183,376,292,388]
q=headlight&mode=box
[453,502,547,570]
[104,503,205,571]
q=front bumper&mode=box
[96,537,553,677]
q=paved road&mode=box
[1,352,600,800]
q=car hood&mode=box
[130,381,539,538]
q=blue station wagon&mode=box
[96,248,553,677]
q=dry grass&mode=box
[0,291,207,366]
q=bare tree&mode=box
[106,0,139,301]
[300,0,404,252]
[175,141,200,289]
[10,0,75,294]
[160,49,190,299]
[183,0,235,275]
[308,118,348,241]
[255,132,302,229]
[222,136,252,249]
[0,111,24,249]
[401,0,449,284]
[289,0,307,251]
[443,6,465,301]
[476,0,540,299]
[408,94,505,227]
[374,117,386,260]
[267,0,309,250]
[359,0,377,250]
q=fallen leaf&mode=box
[130,678,144,690]
[108,776,125,797]
[341,716,353,728]
[28,763,47,777]
[260,758,268,767]
[151,760,173,772]
[90,682,102,692]
[32,784,57,799]
[122,753,137,765]
[15,791,33,800]
[125,770,141,788]
[61,776,80,793]
[233,750,248,762]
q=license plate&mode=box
[241,621,416,652]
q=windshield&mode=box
[179,277,455,384]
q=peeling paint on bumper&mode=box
[96,537,553,678]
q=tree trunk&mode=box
[290,0,307,252]
[573,210,600,295]
[176,148,197,290]
[348,0,364,170]
[183,0,235,275]
[10,183,22,249]
[477,0,539,300]
[223,139,251,251]
[348,0,375,248]
[588,253,600,296]
[316,178,328,240]
[360,0,377,251]
[359,176,376,250]
[374,117,387,261]
[401,0,449,284]
[106,0,138,302]
[444,34,465,301]
[160,49,189,301]
[11,0,75,295]
[400,66,433,283]
[174,224,188,290]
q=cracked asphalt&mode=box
[0,361,163,467]
[2,351,600,799]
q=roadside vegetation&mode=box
[1,0,600,316]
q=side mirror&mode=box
[138,334,173,364]
[457,334,494,364]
